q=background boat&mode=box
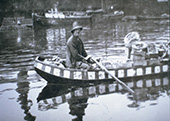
[33,11,92,27]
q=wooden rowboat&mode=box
[34,55,170,83]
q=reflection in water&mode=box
[17,29,21,43]
[16,82,36,121]
[128,76,170,108]
[37,75,170,120]
[69,99,88,121]
[46,28,67,57]
[46,28,66,42]
[33,27,69,58]
[16,69,36,121]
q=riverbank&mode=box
[0,17,33,31]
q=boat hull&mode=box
[34,67,113,83]
[33,14,92,27]
[34,57,170,83]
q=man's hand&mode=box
[84,55,92,60]
[84,55,95,64]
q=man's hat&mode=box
[71,21,83,33]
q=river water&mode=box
[0,18,170,121]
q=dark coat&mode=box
[66,35,87,68]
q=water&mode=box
[0,18,170,121]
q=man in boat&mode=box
[66,21,92,69]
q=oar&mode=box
[79,54,134,94]
[91,58,134,94]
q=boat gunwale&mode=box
[34,64,169,83]
[34,14,92,20]
[35,56,169,72]
[35,57,93,72]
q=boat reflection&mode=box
[37,75,170,119]
[127,76,170,108]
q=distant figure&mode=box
[17,20,21,25]
[66,21,92,68]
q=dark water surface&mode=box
[0,19,170,121]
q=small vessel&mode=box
[33,8,92,27]
[34,39,170,83]
[34,56,169,83]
